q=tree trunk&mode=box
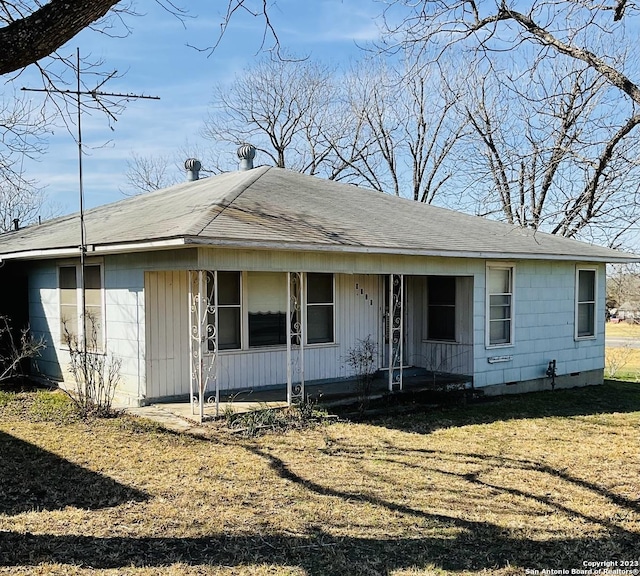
[0,0,119,75]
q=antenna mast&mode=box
[23,48,160,353]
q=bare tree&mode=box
[202,54,467,205]
[342,57,468,201]
[0,1,277,77]
[607,263,640,309]
[0,90,49,231]
[380,0,640,108]
[204,56,350,178]
[457,58,640,245]
[122,152,181,196]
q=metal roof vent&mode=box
[185,158,202,181]
[237,144,256,171]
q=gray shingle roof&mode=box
[0,166,637,262]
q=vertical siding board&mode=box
[145,270,191,400]
[144,272,157,398]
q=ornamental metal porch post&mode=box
[286,272,305,404]
[388,273,404,391]
[188,270,219,421]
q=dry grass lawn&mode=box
[606,321,640,339]
[606,321,640,377]
[1,383,639,575]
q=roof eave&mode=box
[0,238,187,261]
[1,235,637,264]
[183,237,640,263]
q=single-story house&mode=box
[0,148,637,412]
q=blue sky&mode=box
[16,1,383,215]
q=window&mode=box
[59,264,103,350]
[306,273,334,344]
[576,268,596,338]
[247,272,287,347]
[207,272,241,351]
[59,266,78,341]
[487,265,513,346]
[205,271,335,350]
[427,276,456,341]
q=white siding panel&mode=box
[214,273,382,392]
[473,260,606,388]
[145,270,190,399]
[103,261,145,402]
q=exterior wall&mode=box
[480,369,604,396]
[104,257,145,404]
[28,261,63,380]
[144,271,381,400]
[145,270,190,400]
[472,260,606,389]
[27,256,146,406]
[406,275,474,376]
[195,247,482,275]
[22,246,607,404]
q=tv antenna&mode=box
[23,48,160,353]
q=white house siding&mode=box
[103,259,145,404]
[472,260,606,389]
[28,262,63,380]
[144,271,381,399]
[25,246,608,403]
[25,258,145,405]
[144,270,190,400]
[196,247,481,276]
[406,275,474,376]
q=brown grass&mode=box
[1,384,639,575]
[606,321,640,338]
[606,347,640,378]
[606,322,640,378]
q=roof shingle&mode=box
[0,166,637,263]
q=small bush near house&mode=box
[344,335,378,413]
[62,315,121,418]
[0,315,46,384]
[224,400,331,437]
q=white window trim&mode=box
[575,266,598,340]
[57,260,105,352]
[485,262,515,349]
[304,272,336,346]
[211,271,337,353]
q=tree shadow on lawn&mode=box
[0,516,637,574]
[360,380,640,434]
[2,445,638,574]
[0,430,148,515]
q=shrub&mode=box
[344,335,378,413]
[62,315,121,418]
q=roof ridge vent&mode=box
[185,158,202,181]
[237,144,256,171]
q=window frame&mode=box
[57,261,105,352]
[207,271,243,352]
[426,275,457,342]
[575,266,598,340]
[485,263,515,348]
[305,272,335,346]
[206,271,337,353]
